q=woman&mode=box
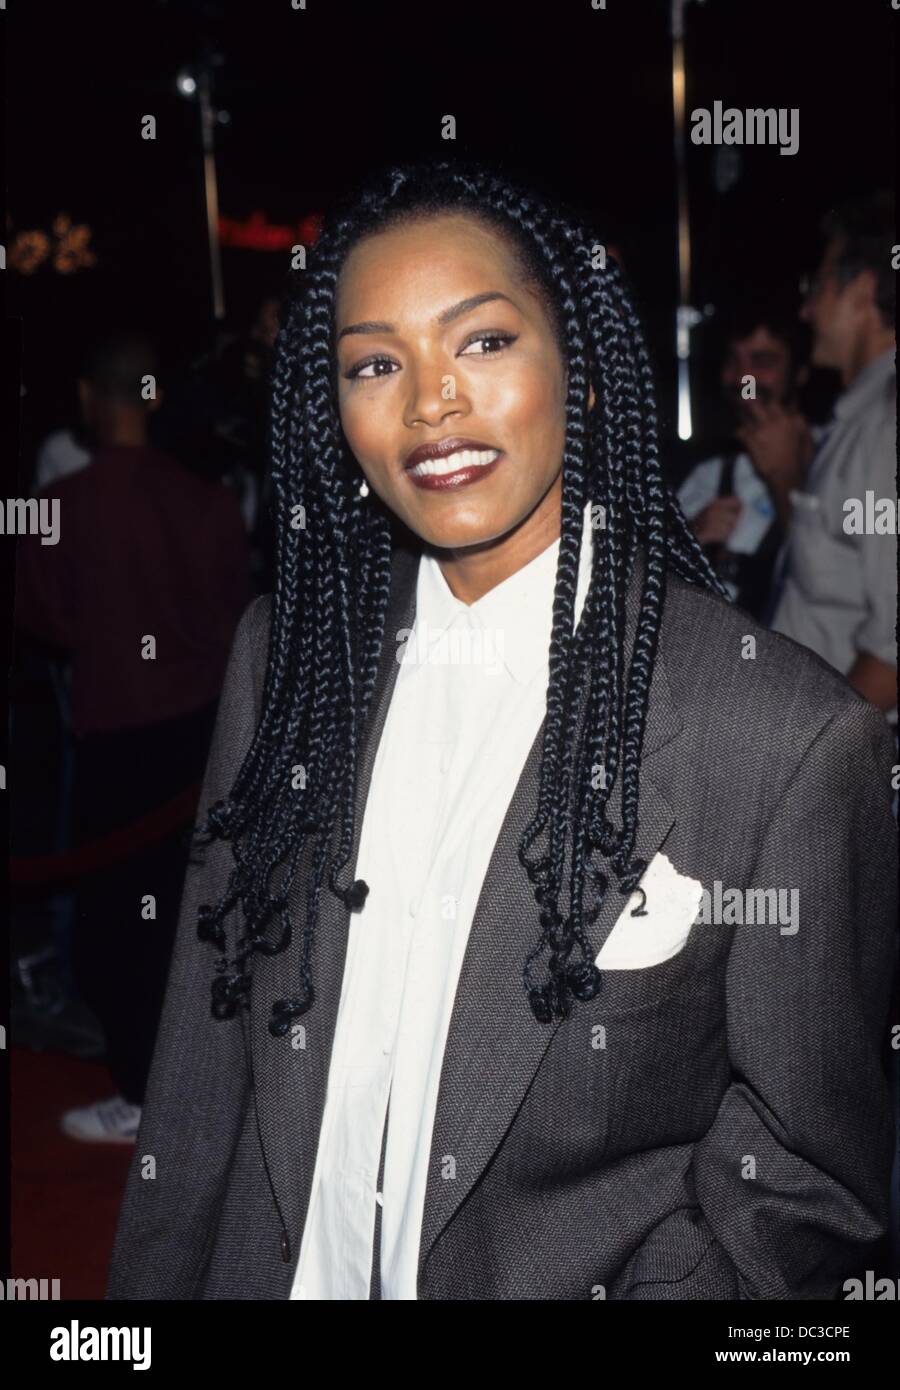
[106,160,897,1301]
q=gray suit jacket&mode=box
[106,542,898,1300]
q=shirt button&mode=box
[408,896,419,918]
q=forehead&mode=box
[335,213,523,319]
[730,325,788,354]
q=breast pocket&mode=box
[590,849,705,1016]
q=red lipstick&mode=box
[402,437,504,491]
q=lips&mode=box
[403,448,504,490]
[403,436,501,472]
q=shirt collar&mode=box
[413,500,595,685]
[834,347,896,421]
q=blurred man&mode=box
[15,329,253,1143]
[677,302,814,619]
[766,193,897,722]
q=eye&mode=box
[344,355,398,381]
[342,330,518,382]
[459,331,517,357]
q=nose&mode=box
[403,358,469,429]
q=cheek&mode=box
[821,295,843,332]
[338,390,394,470]
[479,359,566,450]
[835,299,859,336]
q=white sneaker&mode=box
[60,1095,142,1145]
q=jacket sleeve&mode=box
[624,699,898,1299]
[105,594,270,1299]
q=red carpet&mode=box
[12,1046,134,1300]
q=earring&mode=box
[358,478,370,498]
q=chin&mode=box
[810,341,833,370]
[407,504,511,552]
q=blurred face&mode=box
[720,325,793,414]
[335,213,577,554]
[253,296,281,349]
[799,237,861,370]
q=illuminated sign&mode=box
[7,212,97,274]
[218,209,323,251]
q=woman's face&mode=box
[335,212,575,553]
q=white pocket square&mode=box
[594,851,703,970]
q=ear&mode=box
[563,369,596,413]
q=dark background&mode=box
[5,0,896,477]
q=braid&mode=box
[195,158,729,1035]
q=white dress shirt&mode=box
[677,452,777,562]
[35,427,91,492]
[290,501,595,1300]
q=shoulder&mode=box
[35,467,87,502]
[227,593,272,713]
[657,573,894,796]
[156,456,243,507]
[236,544,418,656]
[844,368,896,460]
[241,588,273,643]
[231,543,419,711]
[241,590,273,636]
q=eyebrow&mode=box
[336,291,518,342]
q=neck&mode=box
[93,403,149,448]
[433,473,565,606]
[841,327,895,388]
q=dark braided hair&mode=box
[196,158,729,1034]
